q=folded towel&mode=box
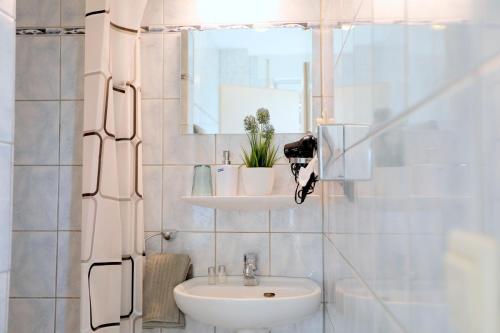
[143,253,192,329]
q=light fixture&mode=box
[431,24,447,30]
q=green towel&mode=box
[143,253,192,329]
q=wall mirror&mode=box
[180,27,313,134]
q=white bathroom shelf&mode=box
[182,195,320,211]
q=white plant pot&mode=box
[241,167,275,196]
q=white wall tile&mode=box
[163,100,215,165]
[216,232,270,276]
[0,144,12,272]
[57,232,81,297]
[270,233,322,283]
[215,134,247,165]
[144,166,163,232]
[162,232,215,277]
[141,34,164,99]
[13,166,58,231]
[61,0,85,27]
[10,231,57,297]
[14,101,60,165]
[162,0,320,26]
[0,12,15,142]
[16,36,60,100]
[60,101,83,165]
[142,99,163,165]
[163,166,214,231]
[216,210,269,232]
[8,298,55,333]
[16,0,59,26]
[0,0,15,18]
[272,164,302,195]
[55,298,80,333]
[61,36,84,100]
[142,0,163,25]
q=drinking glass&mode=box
[192,165,213,196]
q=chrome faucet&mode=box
[243,253,258,286]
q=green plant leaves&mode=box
[241,132,279,168]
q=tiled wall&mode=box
[0,0,15,332]
[322,0,500,333]
[10,0,325,332]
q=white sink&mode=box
[173,276,321,330]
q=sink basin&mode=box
[173,276,321,330]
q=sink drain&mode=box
[263,292,275,298]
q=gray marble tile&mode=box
[163,100,215,165]
[60,101,83,165]
[142,99,163,165]
[10,231,57,297]
[162,166,214,231]
[0,144,12,272]
[0,272,9,333]
[58,166,81,231]
[216,210,269,232]
[144,166,162,232]
[14,101,59,165]
[16,0,60,26]
[162,232,215,277]
[61,35,84,100]
[8,298,55,333]
[13,166,58,231]
[56,298,80,333]
[270,233,323,284]
[163,33,180,99]
[16,36,60,100]
[61,0,85,27]
[271,306,323,333]
[162,316,214,333]
[145,231,162,254]
[0,13,14,142]
[216,233,270,276]
[57,231,81,297]
[141,33,163,99]
[271,197,322,232]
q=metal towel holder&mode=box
[145,230,177,242]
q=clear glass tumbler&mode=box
[192,165,213,196]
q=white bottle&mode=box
[216,151,239,196]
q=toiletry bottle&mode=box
[216,151,239,196]
[208,266,216,285]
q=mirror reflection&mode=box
[181,28,313,134]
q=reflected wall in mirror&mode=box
[181,27,313,134]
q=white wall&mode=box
[323,1,500,333]
[0,0,15,331]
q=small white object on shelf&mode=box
[181,194,319,211]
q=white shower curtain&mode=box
[81,0,147,332]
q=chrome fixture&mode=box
[144,230,177,242]
[318,124,373,181]
[243,253,258,286]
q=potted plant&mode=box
[241,108,279,195]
